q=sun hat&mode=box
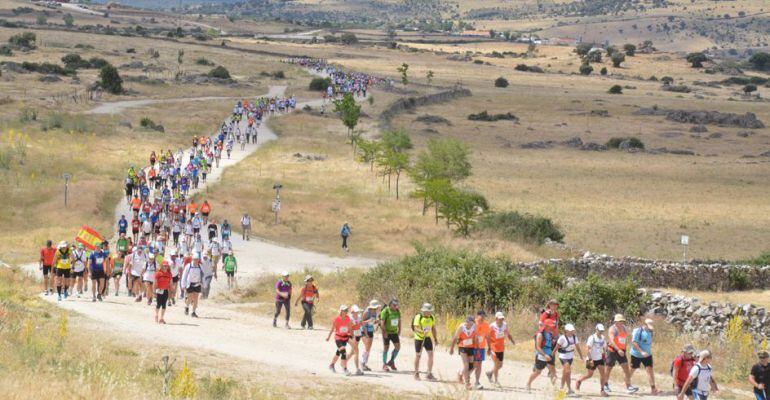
[421,303,434,313]
[565,323,576,332]
[614,314,626,322]
[339,304,348,312]
[368,299,380,309]
[351,304,360,313]
[699,350,711,361]
[644,318,654,330]
[58,241,68,249]
[683,344,696,355]
[759,350,769,359]
[596,323,606,331]
[495,311,505,320]
[281,271,289,277]
[304,274,313,282]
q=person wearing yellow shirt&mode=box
[52,241,73,301]
[412,303,438,381]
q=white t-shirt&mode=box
[689,363,713,394]
[557,334,579,360]
[586,333,606,361]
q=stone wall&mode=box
[644,289,769,339]
[521,253,770,291]
[379,87,472,129]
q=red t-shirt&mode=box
[540,310,559,328]
[332,315,352,341]
[40,247,56,266]
[155,270,172,291]
[673,355,695,387]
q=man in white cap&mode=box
[629,318,659,394]
[576,323,609,396]
[606,314,639,394]
[274,271,292,328]
[411,303,437,381]
[486,311,515,387]
[555,323,585,395]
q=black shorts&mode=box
[675,385,693,397]
[225,271,234,277]
[459,347,475,357]
[335,339,349,348]
[72,270,84,277]
[353,335,361,342]
[113,270,122,277]
[534,357,555,370]
[156,289,169,309]
[172,276,179,283]
[560,358,574,365]
[631,355,653,369]
[193,228,200,234]
[414,337,434,353]
[55,268,71,278]
[90,269,106,280]
[608,351,628,367]
[586,358,605,370]
[42,265,52,276]
[187,284,201,293]
[494,352,504,361]
[383,333,400,347]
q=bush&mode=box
[309,77,331,91]
[494,77,508,88]
[742,251,770,266]
[579,63,593,75]
[22,62,73,76]
[272,70,285,79]
[61,53,89,69]
[748,52,770,71]
[728,268,750,290]
[608,84,623,94]
[557,274,646,326]
[575,42,594,56]
[514,64,544,73]
[606,137,644,149]
[661,76,674,84]
[8,32,36,49]
[600,67,608,75]
[686,52,708,68]
[63,13,74,27]
[467,111,518,122]
[611,52,625,67]
[41,112,89,133]
[195,57,214,66]
[18,108,37,123]
[744,84,757,94]
[140,117,155,128]
[340,33,358,45]
[624,43,636,56]
[207,65,231,79]
[476,211,564,244]
[0,45,11,56]
[99,64,123,94]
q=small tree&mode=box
[437,187,489,236]
[749,52,770,71]
[608,85,623,94]
[99,64,123,94]
[744,84,757,94]
[397,63,409,85]
[63,13,74,27]
[426,70,434,85]
[309,77,331,91]
[9,32,36,49]
[410,138,472,217]
[575,42,593,56]
[686,52,708,68]
[333,93,361,139]
[623,43,636,56]
[586,49,602,63]
[579,63,593,75]
[661,76,674,85]
[340,33,358,45]
[600,67,608,75]
[494,77,509,88]
[611,52,626,67]
[36,15,47,25]
[207,66,231,79]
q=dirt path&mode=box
[87,96,240,115]
[24,85,672,399]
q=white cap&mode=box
[565,323,576,331]
[58,241,68,249]
[596,323,605,331]
[368,299,380,309]
[339,304,348,312]
[351,304,360,313]
[192,253,200,260]
[281,271,289,277]
[495,311,505,320]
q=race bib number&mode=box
[390,319,399,327]
[339,327,348,334]
[96,257,104,264]
[305,296,314,302]
[155,289,164,295]
[423,327,431,333]
[462,338,473,347]
[495,331,505,339]
[618,338,626,345]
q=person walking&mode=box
[222,253,238,290]
[71,243,88,298]
[469,310,491,390]
[340,222,351,253]
[295,275,318,329]
[200,254,216,300]
[449,315,478,390]
[326,305,353,376]
[486,311,515,387]
[361,300,380,371]
[39,240,56,295]
[576,323,610,397]
[273,271,292,328]
[349,304,365,376]
[240,213,251,240]
[526,319,558,391]
[750,350,770,400]
[154,261,172,324]
[412,303,437,381]
[606,314,639,394]
[678,350,719,400]
[540,299,560,330]
[87,241,108,302]
[52,241,73,301]
[554,323,585,395]
[181,253,203,318]
[673,344,697,400]
[629,318,659,394]
[379,299,401,372]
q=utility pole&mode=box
[62,173,72,207]
[681,235,689,264]
[272,183,282,225]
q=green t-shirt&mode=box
[412,314,435,340]
[380,307,401,334]
[223,256,237,273]
[117,238,128,253]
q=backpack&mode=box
[670,357,699,389]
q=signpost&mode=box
[62,172,72,207]
[681,235,689,264]
[272,183,282,225]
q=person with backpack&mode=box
[449,315,478,390]
[379,299,401,372]
[71,243,88,298]
[295,275,318,329]
[750,350,770,400]
[469,310,491,390]
[411,303,437,381]
[576,323,610,397]
[274,271,292,328]
[485,311,516,387]
[629,318,659,394]
[154,261,172,324]
[181,253,203,318]
[40,240,56,296]
[554,323,585,395]
[526,319,558,391]
[678,350,719,400]
[539,299,560,330]
[340,222,351,253]
[606,314,639,394]
[673,344,697,399]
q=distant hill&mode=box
[91,0,242,9]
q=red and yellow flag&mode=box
[76,225,104,250]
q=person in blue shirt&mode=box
[629,318,659,395]
[140,184,150,202]
[118,215,128,235]
[340,222,351,253]
[88,242,108,302]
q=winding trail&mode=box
[87,96,239,115]
[23,85,672,399]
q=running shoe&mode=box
[387,361,397,371]
[329,365,336,373]
[285,323,291,329]
[63,291,68,299]
[97,294,103,302]
[272,320,277,328]
[362,365,371,372]
[57,294,62,302]
[344,369,352,376]
[191,312,198,318]
[184,306,189,315]
[473,383,483,390]
[486,371,493,383]
[426,374,437,382]
[626,385,639,394]
[603,384,611,393]
[382,364,390,372]
[355,369,364,376]
[307,326,314,330]
[414,373,421,381]
[92,297,96,302]
[44,291,49,296]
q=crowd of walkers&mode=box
[284,57,390,101]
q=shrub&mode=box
[575,42,593,56]
[22,62,73,76]
[207,65,231,79]
[557,274,646,326]
[728,268,750,290]
[608,84,623,94]
[661,76,674,84]
[600,67,608,75]
[624,43,636,56]
[140,117,155,128]
[41,112,89,132]
[36,15,47,25]
[606,137,644,149]
[514,64,544,73]
[99,64,123,94]
[514,64,529,72]
[467,111,518,122]
[309,77,331,91]
[61,53,89,69]
[476,211,564,244]
[272,70,285,79]
[473,59,484,64]
[662,85,691,93]
[749,52,770,71]
[742,251,770,266]
[0,45,11,56]
[611,52,626,67]
[585,50,602,63]
[494,77,508,88]
[8,32,36,49]
[18,108,37,123]
[744,84,757,94]
[340,33,358,45]
[63,13,74,27]
[579,63,593,75]
[195,57,214,66]
[686,52,708,68]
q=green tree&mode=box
[207,65,231,79]
[410,138,472,216]
[340,33,358,45]
[8,32,36,49]
[579,62,593,75]
[494,77,509,88]
[611,52,626,67]
[749,52,770,71]
[686,52,708,68]
[575,42,593,56]
[99,64,123,94]
[356,138,382,171]
[333,93,361,140]
[623,43,636,56]
[397,63,409,86]
[378,129,412,198]
[437,187,489,236]
[608,85,623,94]
[744,84,757,94]
[63,13,74,27]
[426,70,434,85]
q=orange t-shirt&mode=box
[610,325,628,352]
[458,325,476,348]
[490,322,508,352]
[475,321,490,349]
[333,315,352,341]
[131,197,141,210]
[188,202,198,214]
[40,247,56,266]
[200,203,211,214]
